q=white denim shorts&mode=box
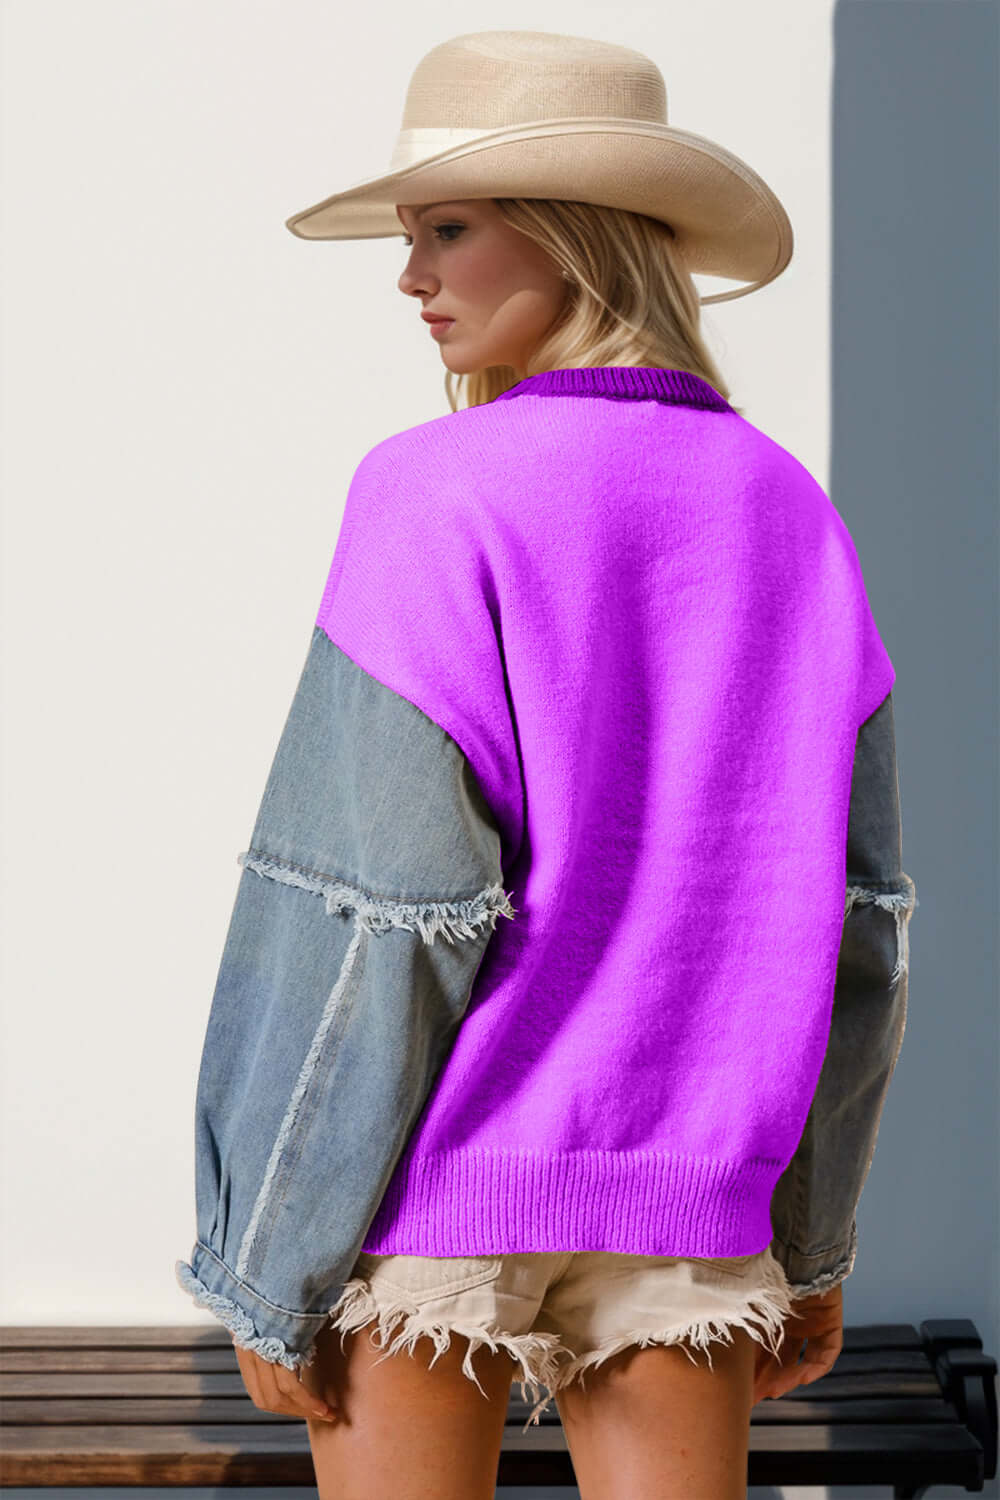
[326,1243,796,1432]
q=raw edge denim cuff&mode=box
[175,1240,332,1371]
[771,1217,858,1300]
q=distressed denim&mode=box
[768,687,916,1295]
[176,623,916,1370]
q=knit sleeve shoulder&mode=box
[314,427,525,871]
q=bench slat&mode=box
[1,1348,239,1374]
[1,1327,235,1348]
[1,1419,985,1489]
[0,1393,963,1428]
[0,1344,938,1377]
[0,1322,930,1350]
[2,1424,327,1486]
[0,1370,951,1405]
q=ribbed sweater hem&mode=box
[360,1148,783,1259]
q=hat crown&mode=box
[399,30,669,134]
[286,28,794,307]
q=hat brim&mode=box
[283,119,793,305]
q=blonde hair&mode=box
[443,198,744,417]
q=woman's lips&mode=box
[428,319,455,338]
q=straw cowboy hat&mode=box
[284,29,794,306]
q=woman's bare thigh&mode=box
[553,1324,758,1500]
[302,1316,517,1500]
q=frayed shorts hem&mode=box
[325,1248,795,1434]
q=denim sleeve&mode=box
[768,691,918,1298]
[175,625,515,1370]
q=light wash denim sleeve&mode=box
[768,691,918,1298]
[175,625,515,1370]
[176,623,915,1363]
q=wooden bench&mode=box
[1,1319,995,1494]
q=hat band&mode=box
[388,127,493,173]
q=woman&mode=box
[176,30,916,1500]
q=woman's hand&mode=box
[752,1283,844,1403]
[231,1334,339,1424]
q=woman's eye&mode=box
[401,223,464,247]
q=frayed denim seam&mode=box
[228,851,517,1294]
[845,871,918,986]
[237,848,518,944]
[231,914,366,1283]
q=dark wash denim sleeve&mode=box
[175,624,515,1370]
[768,691,918,1299]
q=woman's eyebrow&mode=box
[400,202,467,225]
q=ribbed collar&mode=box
[494,366,734,412]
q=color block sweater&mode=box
[315,364,898,1259]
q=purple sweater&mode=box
[315,365,896,1258]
